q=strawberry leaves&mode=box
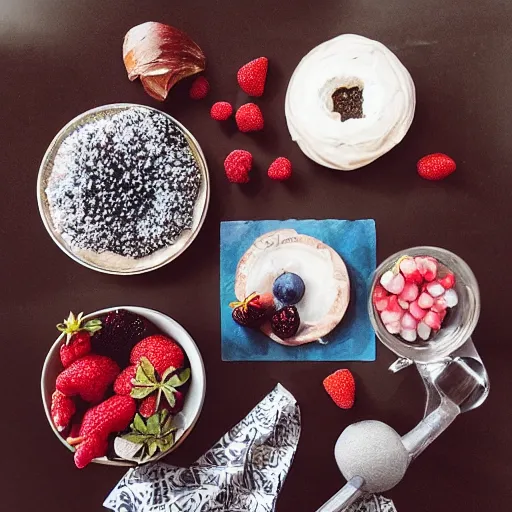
[130,357,190,410]
[57,311,102,343]
[119,410,177,462]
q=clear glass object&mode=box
[368,246,480,365]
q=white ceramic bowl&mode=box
[41,306,206,467]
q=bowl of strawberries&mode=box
[41,306,205,468]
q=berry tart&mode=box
[230,229,350,346]
[285,34,415,171]
[41,307,205,468]
[38,104,209,274]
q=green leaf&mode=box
[84,318,102,334]
[135,357,158,385]
[131,385,157,399]
[133,414,147,434]
[162,413,174,434]
[166,368,191,387]
[121,433,148,444]
[161,366,176,381]
[147,413,161,436]
[157,432,175,452]
[162,385,177,408]
[148,441,158,457]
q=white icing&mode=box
[285,34,416,171]
[244,244,338,324]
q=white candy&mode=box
[380,271,405,295]
[400,328,417,342]
[385,321,401,334]
[381,310,403,324]
[418,292,434,309]
[417,322,431,341]
[401,312,418,330]
[398,299,409,310]
[426,282,445,298]
[444,288,459,308]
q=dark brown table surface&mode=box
[1,0,510,510]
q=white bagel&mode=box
[285,34,416,171]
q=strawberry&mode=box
[51,390,76,432]
[189,76,209,100]
[417,153,456,181]
[67,395,136,468]
[130,335,185,376]
[71,433,108,469]
[323,369,355,409]
[235,103,264,132]
[139,390,185,418]
[237,57,268,97]
[268,157,292,181]
[210,101,233,121]
[60,332,91,368]
[56,354,120,403]
[113,365,137,395]
[230,292,275,327]
[57,311,102,368]
[224,149,253,183]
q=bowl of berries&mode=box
[369,246,480,365]
[41,307,205,468]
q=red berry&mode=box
[237,57,268,97]
[138,390,184,418]
[271,306,300,339]
[68,395,136,468]
[210,101,233,121]
[51,390,76,432]
[189,76,209,100]
[323,369,355,409]
[113,365,137,395]
[268,157,292,181]
[130,335,185,376]
[224,149,253,183]
[56,354,120,403]
[235,103,264,132]
[60,331,91,368]
[417,153,456,181]
[72,433,108,469]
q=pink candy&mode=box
[373,254,459,344]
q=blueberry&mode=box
[272,272,305,305]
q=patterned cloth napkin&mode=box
[104,385,396,512]
[348,495,398,512]
[220,219,376,361]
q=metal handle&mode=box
[316,476,365,512]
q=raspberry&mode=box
[268,157,292,181]
[235,103,264,132]
[224,149,253,183]
[210,101,233,121]
[189,76,210,100]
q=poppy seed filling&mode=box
[46,108,201,259]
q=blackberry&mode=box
[232,304,267,328]
[271,306,300,339]
[91,309,157,366]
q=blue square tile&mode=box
[220,219,376,361]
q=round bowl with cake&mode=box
[41,306,206,468]
[37,104,210,274]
